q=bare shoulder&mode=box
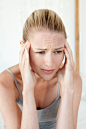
[0,64,22,129]
[0,64,20,100]
[0,64,20,84]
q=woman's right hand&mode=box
[19,41,37,93]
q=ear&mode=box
[20,40,24,47]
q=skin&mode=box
[0,28,81,129]
[19,30,66,129]
[19,28,80,129]
[20,30,66,89]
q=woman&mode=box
[0,9,82,129]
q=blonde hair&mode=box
[23,9,67,42]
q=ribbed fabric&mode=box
[4,68,61,129]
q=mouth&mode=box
[41,69,54,74]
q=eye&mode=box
[36,51,62,54]
[37,51,45,54]
[55,51,62,54]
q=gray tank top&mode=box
[4,68,61,129]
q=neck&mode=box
[35,73,58,90]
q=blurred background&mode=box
[0,0,86,129]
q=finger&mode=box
[64,48,70,66]
[19,41,28,66]
[67,44,75,67]
[70,51,75,67]
[64,47,75,71]
[62,54,66,69]
[66,42,75,67]
[24,43,31,70]
[19,42,28,68]
[24,48,30,67]
[65,41,75,67]
[22,48,26,67]
[65,42,73,62]
[21,42,31,70]
[63,54,67,66]
[64,41,71,59]
[21,48,33,83]
[25,42,31,60]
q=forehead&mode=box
[29,30,65,47]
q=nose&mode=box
[44,53,54,67]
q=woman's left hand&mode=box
[56,41,75,95]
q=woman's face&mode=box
[29,30,66,81]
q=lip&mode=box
[41,69,54,74]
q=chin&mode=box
[39,73,56,81]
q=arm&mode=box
[55,72,82,129]
[20,89,39,129]
[0,83,39,129]
[55,41,82,129]
[19,41,39,129]
[56,88,75,129]
[0,82,22,129]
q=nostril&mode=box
[44,61,53,67]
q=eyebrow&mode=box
[35,47,64,50]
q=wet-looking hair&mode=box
[23,9,67,42]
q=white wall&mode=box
[0,0,22,71]
[1,0,86,129]
[1,0,86,128]
[0,0,75,73]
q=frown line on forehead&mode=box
[35,47,64,50]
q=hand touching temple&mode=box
[0,9,82,129]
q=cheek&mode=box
[55,53,64,66]
[29,52,41,67]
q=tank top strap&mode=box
[58,83,61,97]
[5,68,22,102]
